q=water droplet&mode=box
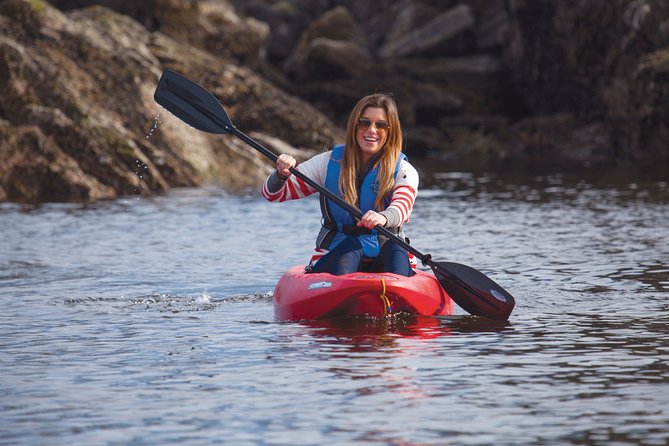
[146,110,162,140]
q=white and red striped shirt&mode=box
[262,150,419,263]
[262,151,418,224]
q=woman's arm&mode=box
[357,159,419,230]
[261,151,331,202]
[380,160,419,228]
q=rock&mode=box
[391,55,515,115]
[0,0,342,203]
[505,0,669,167]
[335,0,397,25]
[294,69,465,132]
[0,123,115,202]
[380,0,441,49]
[152,0,270,66]
[461,0,510,50]
[248,131,319,160]
[439,114,509,134]
[404,126,450,158]
[288,37,372,81]
[2,0,669,203]
[635,48,669,75]
[230,0,308,63]
[53,0,271,66]
[229,75,344,149]
[378,4,476,58]
[232,0,354,65]
[406,81,464,125]
[392,55,505,80]
[284,6,369,80]
[297,79,374,126]
[49,0,159,28]
[502,113,611,164]
[474,2,510,50]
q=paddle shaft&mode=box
[230,127,431,265]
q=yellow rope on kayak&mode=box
[380,278,392,314]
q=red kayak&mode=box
[273,266,454,321]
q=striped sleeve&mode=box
[387,159,419,223]
[261,151,331,202]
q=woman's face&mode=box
[355,106,389,164]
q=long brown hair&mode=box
[340,94,403,211]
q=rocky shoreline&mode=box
[1,0,667,202]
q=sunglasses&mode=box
[357,117,390,131]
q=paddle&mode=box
[153,69,516,320]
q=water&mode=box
[1,173,668,445]
[146,111,161,140]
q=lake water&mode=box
[1,171,668,445]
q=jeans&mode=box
[311,236,412,276]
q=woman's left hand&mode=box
[357,210,387,229]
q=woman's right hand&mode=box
[276,154,296,180]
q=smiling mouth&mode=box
[363,136,379,143]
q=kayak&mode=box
[273,265,454,321]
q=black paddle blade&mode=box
[154,69,233,134]
[430,262,515,321]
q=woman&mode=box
[262,94,419,276]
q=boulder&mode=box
[461,0,510,50]
[404,126,450,158]
[501,114,611,165]
[155,0,270,66]
[284,6,369,80]
[287,37,372,81]
[378,4,476,58]
[0,123,115,202]
[405,81,464,125]
[391,55,516,115]
[380,0,441,49]
[229,0,308,63]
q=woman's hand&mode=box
[276,154,296,180]
[357,210,387,229]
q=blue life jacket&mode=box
[317,144,406,257]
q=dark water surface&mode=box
[1,172,668,445]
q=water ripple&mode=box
[1,175,668,445]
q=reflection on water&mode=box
[1,173,668,445]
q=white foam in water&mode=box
[196,293,211,305]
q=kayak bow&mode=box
[273,266,454,321]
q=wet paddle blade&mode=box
[154,69,233,134]
[431,262,515,321]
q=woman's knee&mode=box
[312,237,364,275]
[378,242,411,276]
